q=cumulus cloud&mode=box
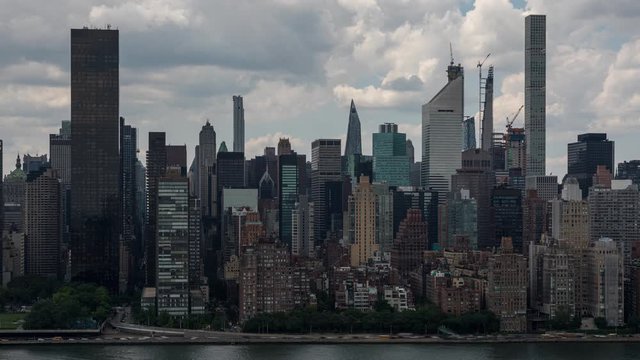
[89,0,191,30]
[333,84,421,108]
[591,38,640,132]
[245,132,307,158]
[1,0,639,180]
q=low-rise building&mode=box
[384,286,411,312]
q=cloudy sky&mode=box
[1,0,639,178]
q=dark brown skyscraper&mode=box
[70,28,120,290]
[451,149,495,250]
[25,168,61,279]
[391,209,428,277]
[145,132,167,286]
[0,139,3,238]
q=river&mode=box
[2,343,640,360]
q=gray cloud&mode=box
[1,0,640,181]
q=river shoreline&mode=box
[1,333,640,346]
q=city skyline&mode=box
[1,1,639,179]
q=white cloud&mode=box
[1,0,640,181]
[591,38,640,132]
[245,132,307,158]
[244,80,328,123]
[333,84,421,108]
[89,0,191,31]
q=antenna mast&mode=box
[449,42,454,65]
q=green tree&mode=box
[24,283,111,330]
[594,317,608,329]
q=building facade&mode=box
[156,176,190,316]
[70,28,120,290]
[349,177,379,267]
[372,123,410,187]
[491,187,523,252]
[239,238,292,323]
[390,209,427,277]
[422,63,464,203]
[233,95,245,153]
[24,168,61,279]
[279,153,300,249]
[145,132,167,286]
[451,149,495,249]
[344,100,362,157]
[311,139,342,242]
[568,133,614,198]
[487,238,527,332]
[292,195,314,257]
[524,15,546,176]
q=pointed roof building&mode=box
[421,61,464,204]
[218,141,228,153]
[344,99,362,157]
[259,163,275,200]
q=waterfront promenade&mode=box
[1,320,639,346]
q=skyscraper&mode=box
[617,160,640,185]
[348,176,379,267]
[0,140,3,239]
[390,209,427,277]
[166,145,187,173]
[344,100,362,157]
[49,121,71,186]
[522,189,549,254]
[487,238,527,333]
[525,175,558,201]
[277,138,292,156]
[505,127,526,171]
[462,117,476,151]
[568,133,615,198]
[119,117,137,292]
[372,182,394,254]
[392,187,439,249]
[446,189,478,249]
[481,66,494,152]
[406,139,415,165]
[24,168,61,279]
[292,195,314,258]
[3,156,26,232]
[188,197,202,287]
[22,154,48,176]
[217,152,245,191]
[589,181,640,269]
[279,153,300,249]
[70,28,120,289]
[372,123,410,186]
[156,174,190,316]
[491,186,523,252]
[134,160,146,276]
[49,121,72,268]
[550,177,589,249]
[145,132,167,286]
[233,95,245,153]
[422,62,464,203]
[525,15,546,176]
[197,121,217,216]
[239,238,293,323]
[451,149,495,249]
[311,139,341,242]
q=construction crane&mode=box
[506,105,524,130]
